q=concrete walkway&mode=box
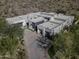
[23,29,50,59]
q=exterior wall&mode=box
[29,20,45,31]
[61,20,69,27]
[8,20,26,27]
[53,24,62,35]
[50,29,54,35]
[22,20,26,27]
[37,28,43,35]
[37,29,40,34]
[68,17,74,26]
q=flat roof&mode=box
[39,12,56,16]
[37,12,56,18]
[29,17,46,23]
[50,17,65,24]
[6,15,28,24]
[54,14,70,20]
[6,13,42,24]
[6,12,74,25]
[38,22,59,30]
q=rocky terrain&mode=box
[0,0,79,17]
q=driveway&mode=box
[23,29,50,59]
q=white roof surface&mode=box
[29,17,46,23]
[50,17,65,24]
[6,15,28,24]
[54,14,70,20]
[37,12,56,18]
[6,12,74,26]
[38,22,59,30]
[39,12,56,16]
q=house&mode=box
[37,14,74,39]
[6,12,74,37]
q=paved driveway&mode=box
[23,29,50,59]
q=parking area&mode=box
[23,29,50,59]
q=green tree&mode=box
[0,18,24,59]
[4,25,24,40]
[50,24,79,59]
[0,17,8,34]
[53,31,75,59]
[48,15,79,59]
[0,35,19,59]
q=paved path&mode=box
[23,29,50,59]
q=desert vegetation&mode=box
[48,15,79,59]
[0,17,25,59]
[0,0,79,17]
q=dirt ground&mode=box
[0,0,79,17]
[23,29,50,59]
